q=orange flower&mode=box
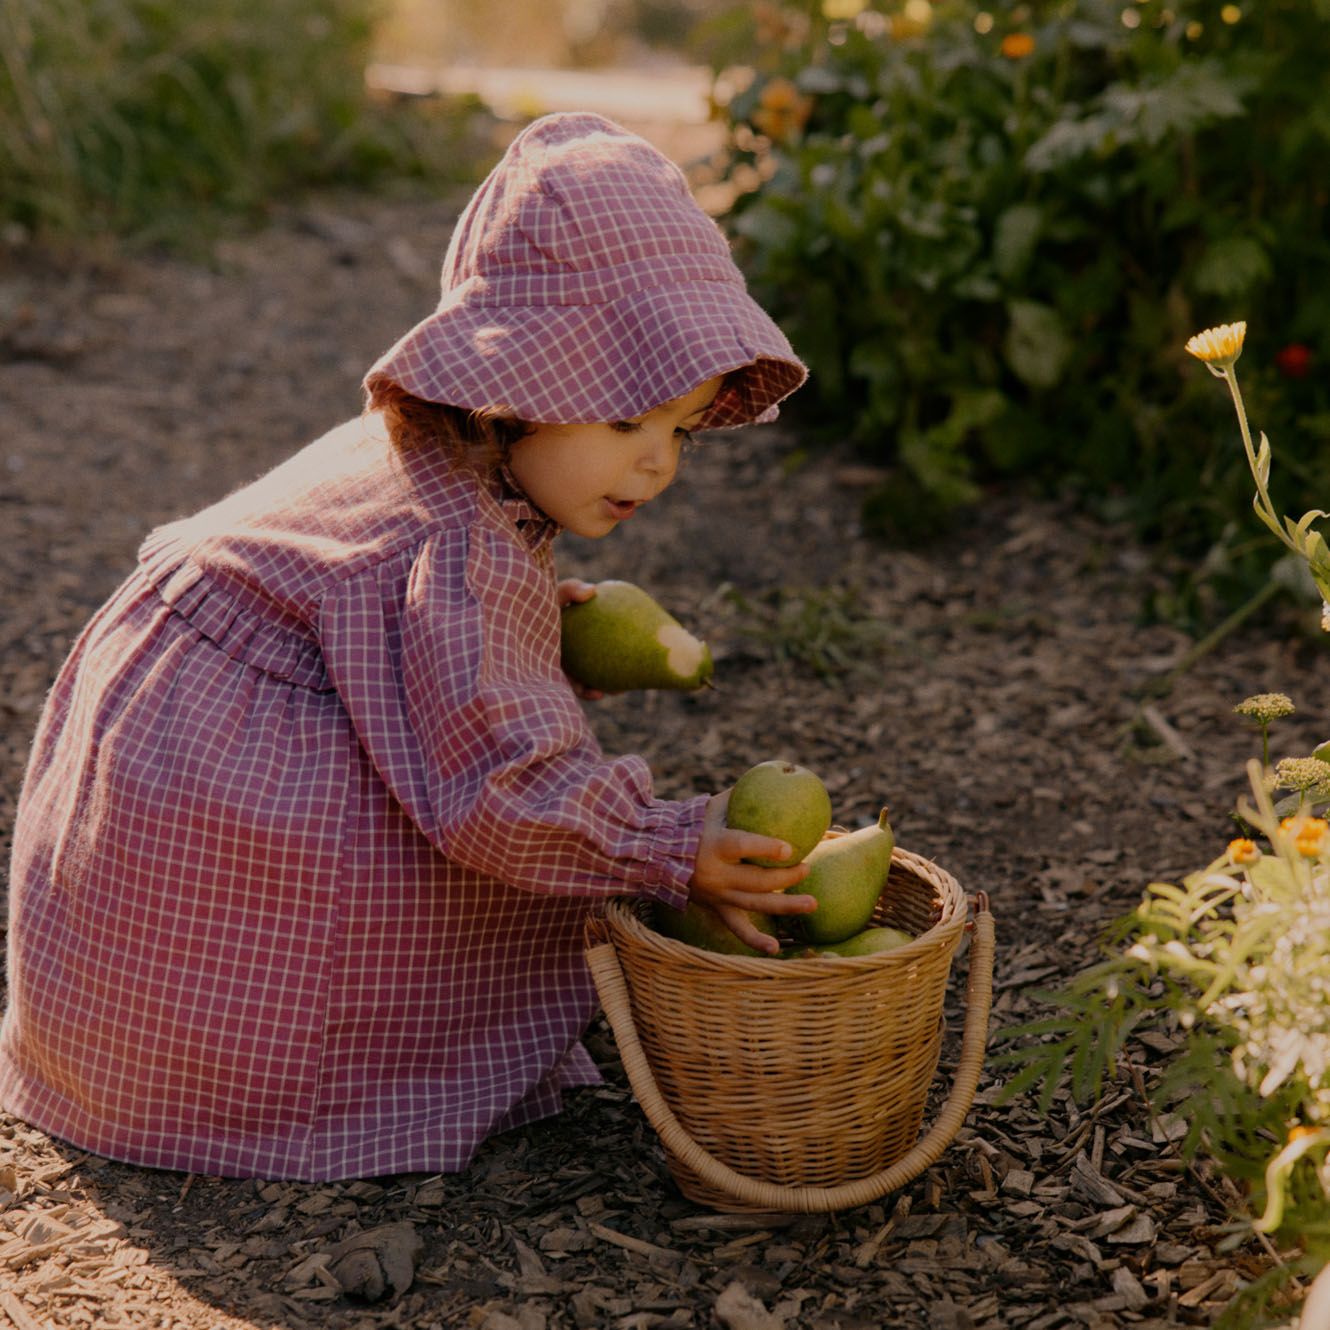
[1000,32,1036,58]
[1297,824,1328,858]
[752,77,814,144]
[1227,838,1260,865]
[1280,815,1329,857]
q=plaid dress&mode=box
[0,417,705,1180]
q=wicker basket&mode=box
[583,846,995,1213]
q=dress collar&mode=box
[492,465,561,551]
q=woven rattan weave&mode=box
[585,846,994,1213]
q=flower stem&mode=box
[1225,367,1299,556]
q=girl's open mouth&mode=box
[604,499,638,520]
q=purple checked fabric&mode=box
[0,111,804,1181]
[365,111,806,426]
[0,421,707,1180]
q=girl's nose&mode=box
[638,428,680,478]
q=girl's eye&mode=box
[674,428,695,444]
[609,420,642,434]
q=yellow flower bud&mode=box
[1185,322,1247,369]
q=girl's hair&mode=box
[367,379,532,472]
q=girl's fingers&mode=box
[720,887,818,915]
[733,830,790,862]
[720,829,809,868]
[720,859,811,894]
[714,904,782,955]
[557,579,597,608]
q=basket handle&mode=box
[584,893,995,1214]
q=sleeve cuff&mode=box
[629,793,708,911]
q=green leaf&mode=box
[1023,112,1116,173]
[1247,855,1299,898]
[732,202,799,253]
[1256,433,1273,488]
[1295,509,1330,540]
[1193,235,1272,298]
[1004,299,1072,390]
[992,202,1042,280]
[1104,61,1248,147]
[847,340,898,387]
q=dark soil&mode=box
[2,175,1327,1329]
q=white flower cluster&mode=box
[1215,880,1330,1120]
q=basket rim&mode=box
[599,844,969,973]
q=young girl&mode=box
[0,112,814,1183]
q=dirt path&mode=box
[1,186,1326,1328]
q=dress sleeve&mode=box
[318,524,704,908]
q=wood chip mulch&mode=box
[3,188,1327,1329]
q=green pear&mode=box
[777,925,913,959]
[560,581,713,692]
[652,900,776,957]
[793,807,895,945]
[813,925,913,957]
[726,760,832,867]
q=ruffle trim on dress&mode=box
[137,530,333,691]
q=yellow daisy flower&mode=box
[1185,322,1247,369]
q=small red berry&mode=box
[1275,343,1313,378]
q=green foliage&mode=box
[996,346,1330,1322]
[995,754,1330,1319]
[0,0,483,248]
[724,584,897,680]
[704,1,1330,616]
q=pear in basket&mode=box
[794,808,895,944]
[560,581,713,691]
[811,925,913,957]
[652,900,777,957]
[724,760,832,867]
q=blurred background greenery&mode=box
[699,0,1330,627]
[3,0,1328,624]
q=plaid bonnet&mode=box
[363,111,807,429]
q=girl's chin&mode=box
[564,513,618,539]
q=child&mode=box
[0,112,814,1183]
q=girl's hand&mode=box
[557,578,597,609]
[557,578,605,700]
[688,791,818,955]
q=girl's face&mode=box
[507,375,723,538]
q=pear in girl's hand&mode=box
[726,760,832,867]
[560,580,713,692]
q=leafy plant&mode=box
[702,1,1330,617]
[0,0,486,249]
[997,326,1330,1322]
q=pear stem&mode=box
[878,807,891,829]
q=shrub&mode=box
[701,1,1330,610]
[0,0,483,248]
